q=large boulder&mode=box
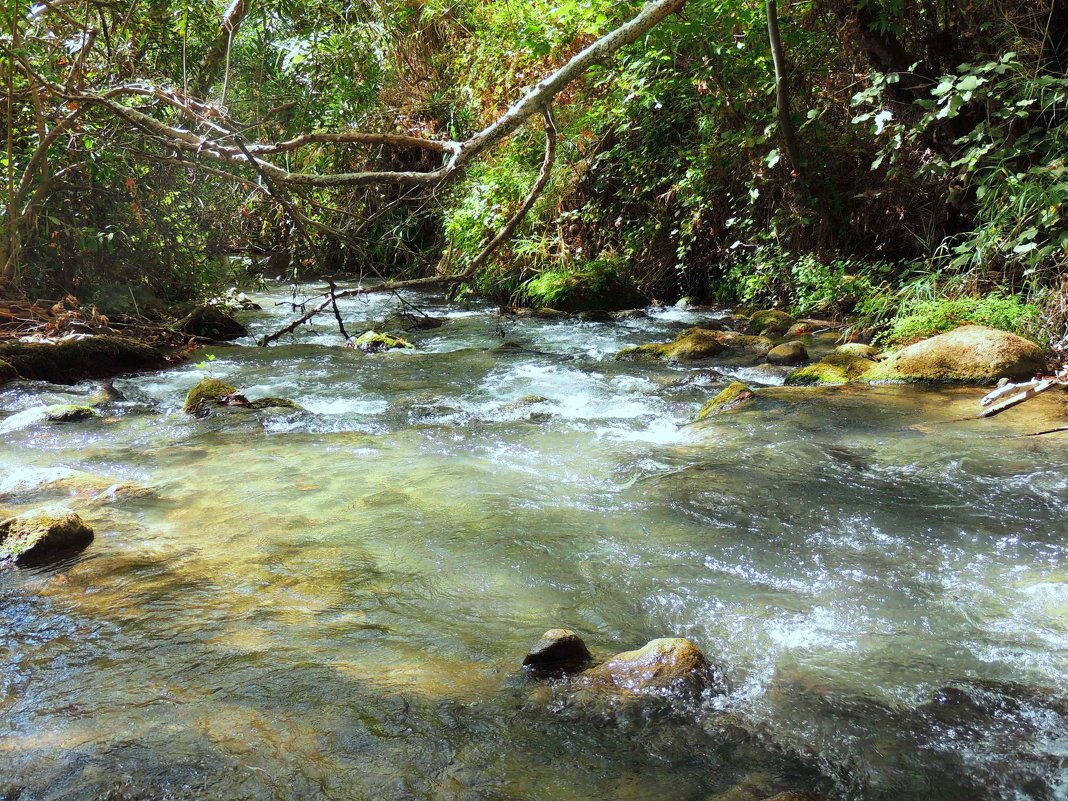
[766,340,808,365]
[834,343,880,360]
[522,629,594,676]
[0,336,169,385]
[579,637,718,697]
[748,309,795,337]
[178,305,248,341]
[0,508,94,563]
[698,381,754,419]
[865,325,1046,384]
[785,352,878,386]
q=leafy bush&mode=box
[882,293,1042,345]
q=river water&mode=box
[1,283,1066,801]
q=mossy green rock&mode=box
[616,328,774,362]
[0,336,168,385]
[44,404,98,423]
[183,377,237,414]
[766,340,808,365]
[834,343,880,359]
[616,327,725,362]
[785,352,878,385]
[0,508,94,563]
[863,325,1046,384]
[748,309,795,336]
[698,382,755,419]
[354,331,414,352]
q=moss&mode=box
[523,266,646,312]
[698,381,754,419]
[748,309,795,336]
[44,404,98,423]
[785,352,877,385]
[0,359,16,384]
[183,377,237,414]
[0,508,94,563]
[0,336,169,385]
[616,327,724,362]
[834,343,880,359]
[353,331,414,352]
[863,324,1046,384]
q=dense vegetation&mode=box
[2,0,1065,348]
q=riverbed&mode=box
[1,283,1066,801]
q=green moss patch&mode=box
[698,381,755,419]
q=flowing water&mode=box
[1,284,1067,801]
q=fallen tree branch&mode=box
[256,106,559,345]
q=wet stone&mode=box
[523,629,593,676]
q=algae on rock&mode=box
[353,331,414,352]
[785,352,878,385]
[0,508,94,563]
[698,382,755,419]
[748,309,795,337]
[183,377,238,414]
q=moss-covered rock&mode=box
[183,377,237,414]
[698,381,755,419]
[834,343,880,359]
[785,352,878,385]
[526,271,646,313]
[579,638,718,697]
[353,330,414,352]
[864,325,1046,384]
[0,508,94,563]
[766,340,808,365]
[616,328,774,362]
[178,304,248,341]
[44,404,98,423]
[748,309,795,336]
[576,309,614,322]
[0,358,16,383]
[0,336,169,386]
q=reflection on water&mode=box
[1,283,1066,801]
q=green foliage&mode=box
[882,293,1042,345]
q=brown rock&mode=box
[580,637,717,696]
[523,629,593,675]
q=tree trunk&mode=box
[766,0,803,176]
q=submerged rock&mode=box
[44,404,98,423]
[0,335,169,386]
[785,352,878,386]
[579,637,718,697]
[0,508,94,563]
[698,381,755,419]
[748,309,795,337]
[511,307,569,320]
[523,629,594,676]
[865,325,1046,384]
[611,309,648,321]
[766,340,808,365]
[183,377,237,415]
[352,330,414,352]
[497,394,551,414]
[178,305,248,341]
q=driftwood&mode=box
[978,378,1057,418]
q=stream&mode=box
[1,283,1066,801]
